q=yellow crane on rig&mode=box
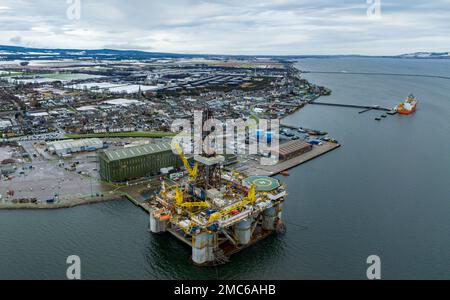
[208,184,257,224]
[174,143,198,179]
[175,187,210,209]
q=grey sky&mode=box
[0,0,449,55]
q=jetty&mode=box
[310,102,391,112]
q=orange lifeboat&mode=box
[159,214,171,222]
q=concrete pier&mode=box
[310,101,391,112]
[244,141,340,176]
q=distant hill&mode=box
[0,45,449,60]
[396,52,450,59]
[0,45,205,60]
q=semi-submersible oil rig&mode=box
[147,113,287,266]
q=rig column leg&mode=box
[192,232,216,265]
[149,210,167,234]
[235,217,254,245]
[262,207,277,231]
[276,203,283,220]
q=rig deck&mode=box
[146,149,287,266]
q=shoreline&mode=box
[0,193,123,210]
[0,64,333,211]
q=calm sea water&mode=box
[1,58,449,279]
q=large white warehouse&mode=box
[47,138,104,156]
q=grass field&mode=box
[65,132,176,139]
[0,71,22,77]
[37,73,103,81]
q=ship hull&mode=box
[395,94,418,115]
[397,106,417,115]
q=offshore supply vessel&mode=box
[395,94,418,115]
[146,112,287,266]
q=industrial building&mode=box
[0,165,16,175]
[98,142,182,182]
[46,138,104,156]
[274,140,313,161]
[0,119,12,130]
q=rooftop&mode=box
[276,140,312,156]
[194,155,225,166]
[101,142,173,162]
[0,120,12,129]
[102,98,144,107]
[47,138,103,151]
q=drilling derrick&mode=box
[195,107,223,189]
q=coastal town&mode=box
[0,0,446,283]
[0,52,337,209]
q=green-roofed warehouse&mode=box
[98,142,182,182]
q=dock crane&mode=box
[174,143,198,179]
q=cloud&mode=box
[0,0,448,55]
[9,36,22,44]
[103,43,154,51]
